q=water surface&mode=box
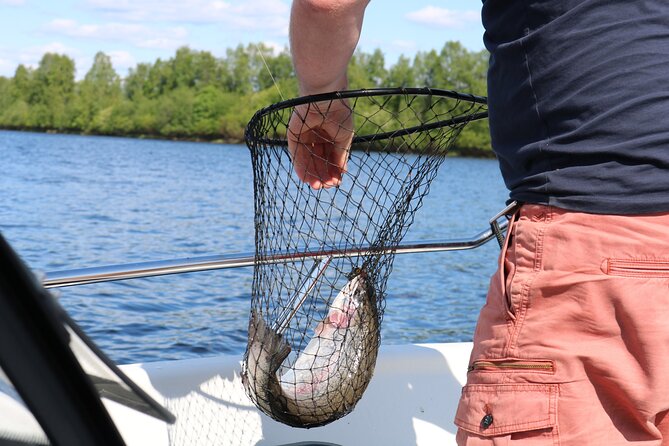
[0,130,508,364]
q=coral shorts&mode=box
[455,204,669,445]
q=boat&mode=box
[0,209,510,446]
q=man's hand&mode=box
[287,100,354,189]
[287,0,367,189]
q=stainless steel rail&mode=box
[42,219,508,289]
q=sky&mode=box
[0,0,485,79]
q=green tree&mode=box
[364,48,387,87]
[85,52,121,95]
[11,64,33,102]
[158,87,195,136]
[438,41,487,94]
[74,51,121,131]
[386,55,415,87]
[132,96,160,134]
[227,45,252,94]
[168,47,195,89]
[31,53,76,129]
[167,47,219,91]
[0,77,16,126]
[251,44,294,91]
[191,50,218,89]
[124,63,151,100]
[144,59,170,99]
[412,49,443,88]
[1,99,30,127]
[192,85,231,136]
[213,58,233,92]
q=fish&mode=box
[242,271,380,428]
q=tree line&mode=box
[0,42,492,155]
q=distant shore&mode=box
[0,126,495,158]
[0,125,241,144]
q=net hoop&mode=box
[245,87,488,147]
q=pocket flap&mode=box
[455,383,558,437]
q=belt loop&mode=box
[490,201,521,249]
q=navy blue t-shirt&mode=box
[482,0,669,214]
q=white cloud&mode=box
[406,6,479,28]
[45,19,189,50]
[84,0,289,34]
[0,0,26,5]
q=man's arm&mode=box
[287,0,369,189]
[290,0,369,95]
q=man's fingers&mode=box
[289,141,326,189]
[287,107,353,190]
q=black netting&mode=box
[242,88,487,428]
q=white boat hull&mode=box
[109,342,472,446]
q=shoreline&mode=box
[0,126,495,158]
[0,125,242,145]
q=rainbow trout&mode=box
[242,272,379,428]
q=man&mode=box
[288,0,669,444]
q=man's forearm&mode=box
[289,0,369,95]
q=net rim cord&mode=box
[254,110,489,147]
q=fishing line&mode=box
[253,42,285,101]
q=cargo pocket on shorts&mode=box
[455,383,558,444]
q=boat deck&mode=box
[110,342,472,446]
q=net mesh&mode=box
[242,88,487,428]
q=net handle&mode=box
[272,256,332,335]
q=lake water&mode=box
[0,130,508,364]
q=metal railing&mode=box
[43,220,508,289]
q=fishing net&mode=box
[242,87,487,428]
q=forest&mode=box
[0,41,492,156]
